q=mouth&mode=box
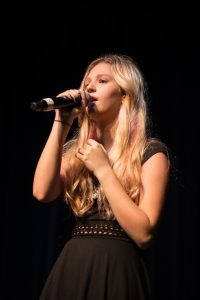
[89,96,97,103]
[87,98,97,113]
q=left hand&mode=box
[76,139,111,174]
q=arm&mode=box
[95,152,169,248]
[76,139,169,248]
[33,89,87,202]
[32,118,71,202]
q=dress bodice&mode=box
[75,139,168,223]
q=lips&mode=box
[87,96,97,112]
[89,96,97,103]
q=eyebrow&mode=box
[85,73,112,82]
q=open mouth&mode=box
[87,98,97,112]
[89,96,97,103]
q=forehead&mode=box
[87,62,112,78]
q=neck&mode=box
[93,118,118,151]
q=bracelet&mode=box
[54,120,72,127]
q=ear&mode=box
[121,93,126,103]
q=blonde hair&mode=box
[62,54,149,219]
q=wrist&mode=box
[54,111,74,125]
[94,165,113,182]
[54,119,72,127]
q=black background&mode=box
[1,3,199,300]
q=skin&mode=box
[33,62,169,248]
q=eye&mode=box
[99,79,107,83]
[84,82,89,88]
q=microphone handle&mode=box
[30,96,82,112]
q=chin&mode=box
[86,104,98,114]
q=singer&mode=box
[33,53,170,300]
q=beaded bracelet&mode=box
[54,120,72,127]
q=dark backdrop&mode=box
[1,3,199,300]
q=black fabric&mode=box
[39,236,151,300]
[142,140,168,165]
[38,140,167,300]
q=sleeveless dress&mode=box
[38,141,168,300]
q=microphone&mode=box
[30,92,90,112]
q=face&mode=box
[83,62,124,123]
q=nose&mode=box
[86,81,96,93]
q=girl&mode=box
[33,53,169,300]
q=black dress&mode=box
[38,141,168,300]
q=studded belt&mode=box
[71,220,131,241]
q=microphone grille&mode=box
[85,92,91,104]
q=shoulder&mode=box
[142,138,169,165]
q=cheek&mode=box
[103,96,122,114]
[108,86,123,101]
[108,91,123,106]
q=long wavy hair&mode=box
[62,53,151,219]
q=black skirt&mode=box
[38,231,151,300]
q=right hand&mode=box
[54,89,88,123]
